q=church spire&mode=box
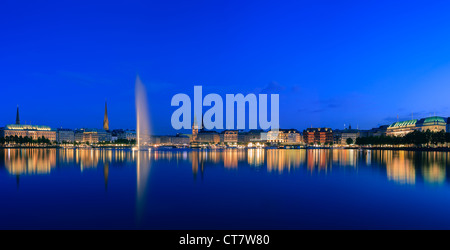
[103,101,109,131]
[16,105,20,125]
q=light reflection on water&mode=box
[2,148,450,186]
[2,148,450,229]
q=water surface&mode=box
[1,148,450,229]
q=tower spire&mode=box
[16,105,20,125]
[103,100,109,131]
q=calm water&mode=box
[1,148,450,229]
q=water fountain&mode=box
[134,75,152,225]
[135,75,151,150]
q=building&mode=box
[0,124,57,141]
[238,130,264,143]
[74,128,111,143]
[386,119,418,137]
[83,129,99,143]
[16,106,20,125]
[171,134,190,145]
[418,116,446,132]
[266,129,301,144]
[74,129,85,142]
[159,134,190,145]
[196,131,220,144]
[220,130,239,143]
[57,128,75,143]
[303,128,333,145]
[112,129,137,141]
[284,129,302,143]
[334,125,359,145]
[448,118,450,133]
[191,115,199,142]
[103,101,109,131]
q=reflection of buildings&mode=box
[4,149,57,174]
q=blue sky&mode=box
[1,0,450,134]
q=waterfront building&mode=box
[74,129,85,143]
[362,125,389,137]
[112,129,137,141]
[74,128,111,143]
[303,128,333,145]
[386,116,447,137]
[334,125,359,145]
[238,130,264,143]
[220,130,239,143]
[83,129,99,143]
[386,119,418,137]
[57,128,74,143]
[196,131,220,144]
[0,124,57,141]
[266,129,301,144]
[284,129,302,144]
[417,116,446,132]
[191,116,199,142]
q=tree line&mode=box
[355,130,450,147]
[0,135,52,145]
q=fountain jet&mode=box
[135,75,151,150]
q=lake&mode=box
[1,148,450,229]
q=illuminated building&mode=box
[386,116,447,136]
[0,107,56,141]
[418,116,447,132]
[191,116,198,142]
[238,129,264,143]
[159,134,190,145]
[74,129,85,142]
[1,124,56,141]
[112,129,137,141]
[57,128,75,143]
[103,101,109,131]
[386,119,418,137]
[448,118,450,133]
[303,128,333,145]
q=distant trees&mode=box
[355,130,449,147]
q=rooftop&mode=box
[388,119,417,128]
[5,124,52,131]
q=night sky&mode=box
[1,0,450,134]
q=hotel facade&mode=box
[386,116,447,137]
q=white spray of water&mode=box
[135,75,151,149]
